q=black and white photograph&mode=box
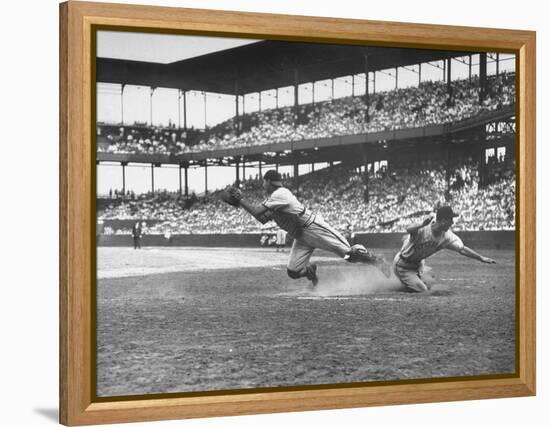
[95,30,517,398]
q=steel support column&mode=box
[184,164,189,198]
[178,164,182,196]
[151,164,155,193]
[235,157,240,187]
[364,55,370,122]
[183,91,187,130]
[293,154,299,195]
[294,68,299,128]
[120,84,125,125]
[479,53,487,104]
[150,87,155,126]
[447,58,452,98]
[121,161,127,196]
[362,144,369,203]
[445,134,451,192]
[203,91,207,130]
[178,89,181,129]
[204,161,208,194]
[234,81,240,135]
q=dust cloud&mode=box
[312,264,402,296]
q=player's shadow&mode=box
[33,407,58,423]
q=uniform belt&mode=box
[303,214,315,228]
[299,208,315,228]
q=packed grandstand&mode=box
[96,51,516,237]
[98,156,515,235]
[97,73,515,156]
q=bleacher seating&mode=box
[97,160,515,235]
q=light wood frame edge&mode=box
[59,1,536,425]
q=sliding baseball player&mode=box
[393,206,497,292]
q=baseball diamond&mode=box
[96,246,515,396]
[95,33,517,398]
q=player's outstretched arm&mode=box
[458,246,496,264]
[218,186,271,224]
[239,199,271,224]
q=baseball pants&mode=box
[287,219,350,273]
[392,254,429,292]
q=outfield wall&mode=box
[97,231,515,250]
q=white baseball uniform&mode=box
[262,187,351,274]
[393,223,464,292]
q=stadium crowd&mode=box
[97,73,515,155]
[97,123,201,155]
[98,159,515,236]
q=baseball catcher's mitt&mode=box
[219,186,243,207]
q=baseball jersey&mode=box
[398,224,464,265]
[262,187,314,236]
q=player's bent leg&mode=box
[301,221,350,258]
[394,265,429,292]
[287,238,317,286]
[286,265,318,286]
[304,264,318,286]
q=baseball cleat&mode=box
[345,244,378,264]
[306,263,319,287]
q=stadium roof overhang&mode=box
[96,40,477,95]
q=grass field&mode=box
[96,246,516,397]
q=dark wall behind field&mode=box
[98,231,515,250]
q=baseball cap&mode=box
[436,206,459,221]
[263,170,283,186]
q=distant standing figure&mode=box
[276,228,287,252]
[132,222,142,249]
[164,229,172,246]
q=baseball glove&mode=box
[219,186,243,207]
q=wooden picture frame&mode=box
[59,1,536,425]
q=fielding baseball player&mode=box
[220,170,390,286]
[393,206,496,292]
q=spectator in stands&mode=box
[97,75,515,155]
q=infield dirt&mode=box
[96,247,515,397]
